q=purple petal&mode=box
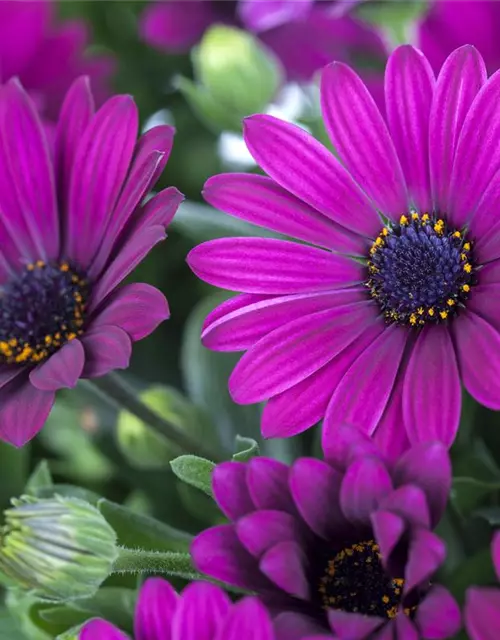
[191,525,271,591]
[430,46,486,215]
[218,597,274,640]
[323,423,384,472]
[243,114,381,238]
[493,532,500,580]
[203,173,367,255]
[393,442,451,528]
[475,260,500,285]
[0,373,55,447]
[322,325,408,439]
[416,585,461,639]
[91,283,169,342]
[247,457,295,513]
[289,457,348,539]
[239,0,312,31]
[135,578,178,640]
[90,225,166,308]
[465,587,500,640]
[469,177,500,263]
[327,610,385,639]
[139,1,212,52]
[202,289,366,353]
[126,186,183,236]
[0,80,58,260]
[449,68,500,228]
[385,45,435,212]
[259,540,310,599]
[261,319,385,438]
[452,311,500,410]
[81,619,127,640]
[55,76,95,212]
[381,485,430,529]
[274,612,326,640]
[403,325,461,447]
[371,374,411,463]
[212,461,255,521]
[394,615,419,640]
[81,325,131,378]
[468,283,500,332]
[29,339,85,391]
[340,456,393,526]
[66,95,139,268]
[321,62,407,219]
[171,582,230,640]
[404,530,446,594]
[188,237,363,295]
[237,510,302,557]
[229,302,377,404]
[371,510,405,564]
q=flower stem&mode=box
[112,547,200,580]
[84,373,222,462]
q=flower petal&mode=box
[274,612,326,640]
[237,510,302,558]
[404,530,446,594]
[322,325,408,439]
[243,114,381,237]
[239,0,312,31]
[371,374,410,463]
[327,610,385,639]
[171,582,230,640]
[416,585,461,639]
[135,578,178,640]
[381,485,430,529]
[0,373,55,447]
[452,311,500,410]
[29,339,85,391]
[91,283,169,342]
[217,597,274,640]
[212,461,255,521]
[247,457,295,513]
[260,540,310,600]
[139,0,212,51]
[385,45,435,212]
[188,237,363,295]
[493,531,500,581]
[465,587,500,640]
[229,302,377,404]
[321,62,407,219]
[371,510,405,564]
[81,325,132,378]
[340,456,393,526]
[430,46,486,215]
[323,423,384,472]
[403,325,461,447]
[203,173,367,254]
[81,619,128,640]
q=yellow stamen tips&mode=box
[417,307,424,315]
[60,262,70,272]
[44,335,52,345]
[463,242,471,251]
[464,263,472,273]
[399,215,409,225]
[66,332,77,341]
[463,284,471,292]
[382,595,390,604]
[460,253,467,261]
[35,260,45,269]
[382,228,389,236]
[375,237,384,247]
[440,310,448,320]
[428,308,435,317]
[447,299,455,307]
[433,219,445,234]
[421,213,430,222]
[8,338,17,347]
[453,231,461,239]
[26,263,34,271]
[411,212,419,221]
[387,606,398,619]
[409,314,417,325]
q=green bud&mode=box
[0,496,118,602]
[178,25,283,132]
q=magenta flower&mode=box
[81,578,278,640]
[0,77,182,447]
[188,44,500,452]
[419,0,500,76]
[192,429,460,639]
[0,0,114,121]
[465,532,500,640]
[140,0,384,82]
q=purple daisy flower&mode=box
[0,0,114,122]
[140,0,384,83]
[465,531,500,640]
[0,76,182,447]
[191,428,460,639]
[81,578,278,640]
[188,44,500,453]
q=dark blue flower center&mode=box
[0,261,88,365]
[318,539,410,618]
[367,213,475,326]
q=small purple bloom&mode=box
[0,77,182,447]
[0,0,114,121]
[80,578,278,640]
[465,531,500,640]
[192,429,460,639]
[140,0,385,82]
[188,44,500,453]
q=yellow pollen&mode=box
[66,332,77,341]
[421,213,430,222]
[411,212,419,220]
[439,311,448,320]
[409,314,417,325]
[453,231,461,238]
[464,263,472,273]
[60,262,70,272]
[399,215,408,225]
[463,284,470,292]
[382,228,389,236]
[35,260,45,268]
[428,308,435,317]
[417,307,424,315]
[26,263,34,271]
[447,299,455,307]
[460,253,467,261]
[463,242,471,250]
[433,219,445,234]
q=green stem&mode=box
[84,373,222,462]
[112,547,200,580]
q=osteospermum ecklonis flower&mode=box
[0,77,182,446]
[188,44,500,452]
[191,428,460,639]
[80,578,278,640]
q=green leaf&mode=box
[170,455,215,497]
[451,477,500,517]
[0,607,24,637]
[25,461,53,495]
[98,498,192,552]
[69,587,135,635]
[446,547,496,604]
[474,506,500,526]
[357,0,428,46]
[56,623,85,640]
[233,435,260,462]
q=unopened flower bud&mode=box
[0,496,118,601]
